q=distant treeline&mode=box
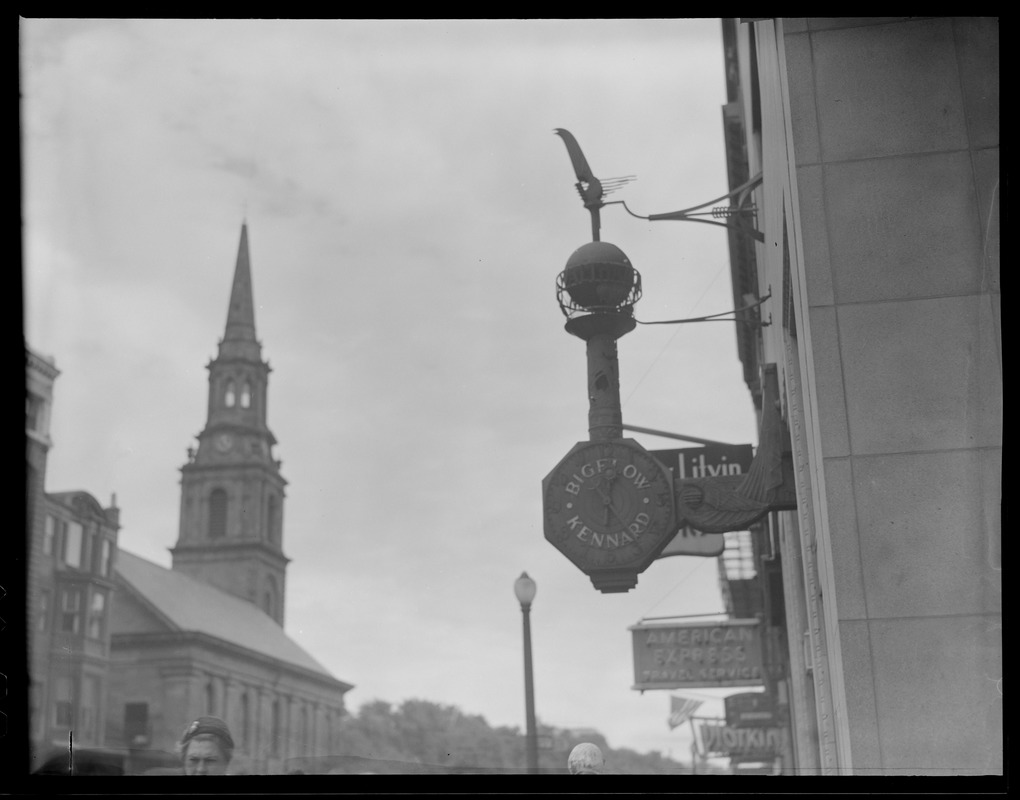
[284,698,693,775]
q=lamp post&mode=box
[514,571,539,774]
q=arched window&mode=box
[208,489,227,539]
[271,698,280,755]
[263,575,277,617]
[240,692,250,750]
[267,495,279,544]
[225,381,236,407]
[240,382,252,408]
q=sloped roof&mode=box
[115,549,345,685]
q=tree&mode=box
[313,698,690,774]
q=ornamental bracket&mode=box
[673,363,797,534]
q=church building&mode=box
[28,223,353,775]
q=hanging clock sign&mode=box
[543,438,678,593]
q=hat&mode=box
[181,716,234,749]
[568,742,604,774]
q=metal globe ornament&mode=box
[556,241,641,341]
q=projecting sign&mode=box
[725,691,778,728]
[698,720,787,759]
[630,618,765,691]
[542,439,679,593]
[651,445,754,558]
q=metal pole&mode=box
[586,333,623,441]
[620,423,734,447]
[521,604,538,774]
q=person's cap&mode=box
[181,716,234,748]
[568,742,605,774]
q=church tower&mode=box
[171,222,290,625]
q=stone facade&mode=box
[722,17,1000,775]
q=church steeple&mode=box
[221,222,260,362]
[171,222,290,625]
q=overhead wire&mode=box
[635,293,771,326]
[624,276,771,622]
[621,265,727,408]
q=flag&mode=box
[667,695,703,730]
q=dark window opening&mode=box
[267,495,279,544]
[60,588,82,634]
[209,489,228,539]
[271,699,281,755]
[27,391,45,432]
[124,702,150,747]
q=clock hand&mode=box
[591,482,628,528]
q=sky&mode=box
[22,18,763,762]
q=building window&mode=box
[83,527,95,573]
[80,675,100,741]
[99,539,112,577]
[60,588,82,634]
[31,681,45,739]
[38,589,51,632]
[208,489,227,539]
[271,699,280,755]
[263,575,277,618]
[28,464,38,537]
[205,681,216,715]
[26,390,45,432]
[240,382,251,408]
[240,692,251,750]
[44,516,56,555]
[267,495,279,544]
[87,590,106,639]
[63,521,84,568]
[225,381,236,407]
[54,676,73,727]
[124,703,150,747]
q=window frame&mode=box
[208,489,228,539]
[86,589,106,640]
[60,587,82,634]
[43,515,56,555]
[63,521,84,568]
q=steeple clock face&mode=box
[215,433,234,453]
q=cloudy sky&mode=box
[22,18,762,761]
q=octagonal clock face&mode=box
[543,439,678,573]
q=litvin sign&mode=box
[630,618,765,690]
[651,445,754,558]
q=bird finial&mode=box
[554,129,635,242]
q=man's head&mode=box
[180,716,234,775]
[567,742,605,774]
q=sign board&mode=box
[698,720,787,759]
[724,692,777,728]
[730,755,782,775]
[630,618,765,690]
[651,445,754,558]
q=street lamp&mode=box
[514,571,539,774]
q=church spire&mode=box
[173,220,289,625]
[219,222,261,362]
